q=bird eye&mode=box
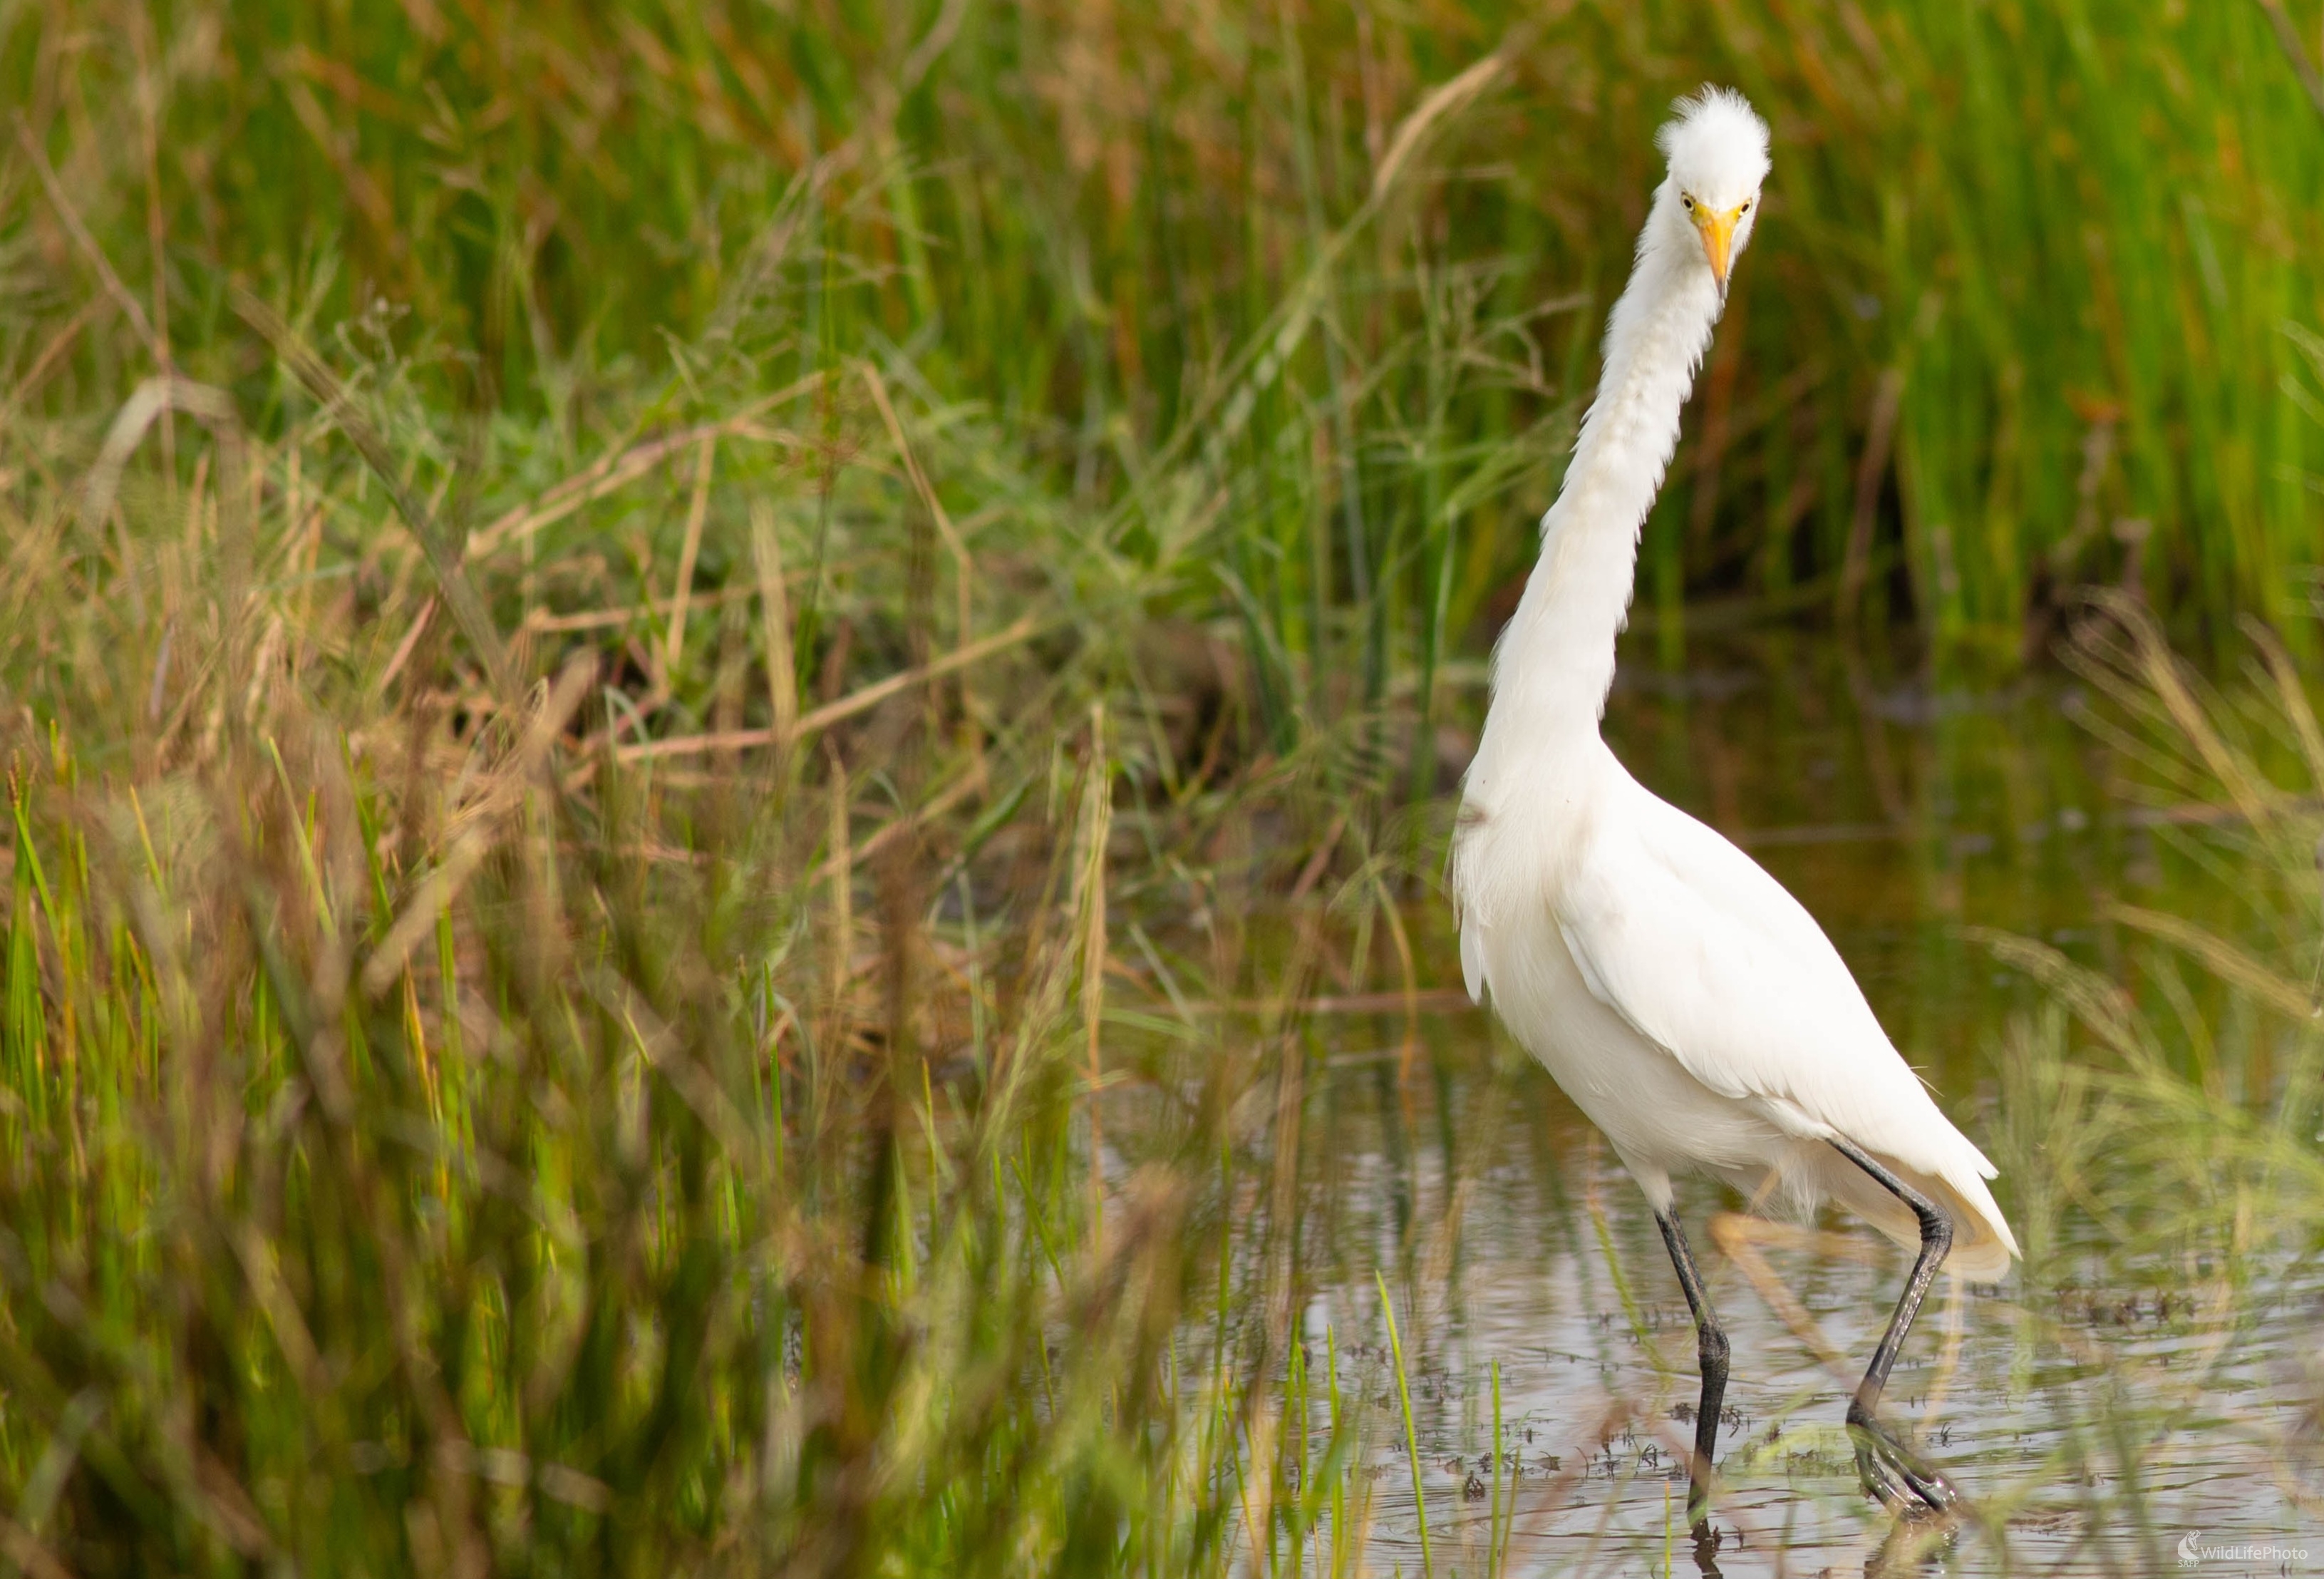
[1740,200,1752,212]
[1682,195,1697,210]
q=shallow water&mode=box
[1279,635,2324,1575]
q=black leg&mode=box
[1655,1208,1729,1544]
[1829,1137,1966,1516]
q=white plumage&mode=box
[1450,87,2014,1521]
[1460,772,2017,1279]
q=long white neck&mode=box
[1465,209,1724,810]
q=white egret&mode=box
[1450,87,2017,1528]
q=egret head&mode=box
[1653,87,1770,294]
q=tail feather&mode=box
[1811,1143,2018,1282]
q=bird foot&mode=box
[1847,1406,1964,1519]
[1686,1518,1726,1579]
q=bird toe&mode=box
[1849,1414,1965,1520]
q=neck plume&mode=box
[1465,216,1725,803]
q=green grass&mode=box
[1376,1271,1432,1578]
[0,2,2321,1573]
[5,1,2321,684]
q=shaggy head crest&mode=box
[1655,86,1770,210]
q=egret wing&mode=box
[1554,791,1980,1178]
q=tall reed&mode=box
[5,0,2317,701]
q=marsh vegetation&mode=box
[0,2,2320,1573]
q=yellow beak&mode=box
[1693,205,1742,289]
